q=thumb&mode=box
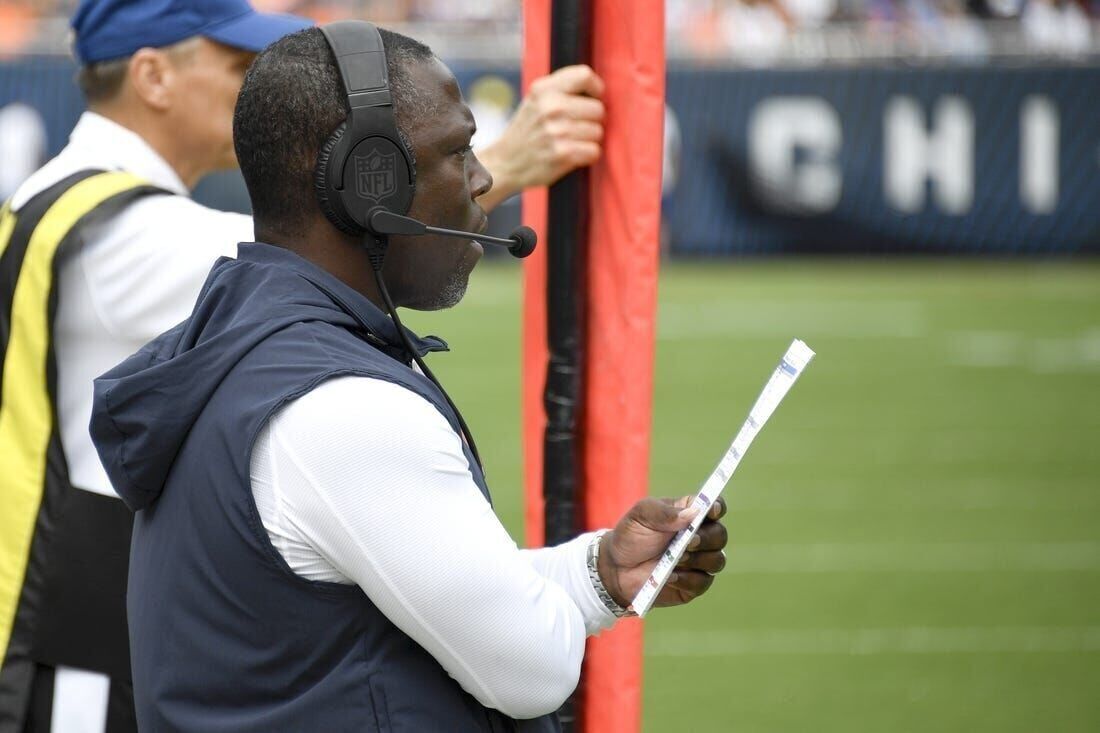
[630,497,700,533]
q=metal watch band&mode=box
[586,531,635,618]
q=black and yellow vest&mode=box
[0,170,165,726]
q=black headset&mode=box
[314,21,413,253]
[314,20,536,265]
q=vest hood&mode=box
[90,242,445,512]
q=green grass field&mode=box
[401,259,1100,732]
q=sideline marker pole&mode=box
[523,2,664,730]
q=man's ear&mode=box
[127,48,175,112]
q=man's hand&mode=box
[597,497,729,611]
[475,65,605,212]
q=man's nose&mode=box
[469,155,493,201]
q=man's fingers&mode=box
[666,569,715,599]
[657,495,696,510]
[676,550,726,575]
[659,495,726,518]
[709,497,728,520]
[630,497,698,532]
[556,95,605,122]
[538,64,606,98]
[554,140,601,169]
[565,119,603,143]
[694,520,728,552]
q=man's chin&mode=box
[431,274,469,310]
[408,270,470,311]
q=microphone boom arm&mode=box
[367,208,537,258]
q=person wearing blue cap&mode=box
[0,2,605,732]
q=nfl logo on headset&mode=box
[354,151,396,202]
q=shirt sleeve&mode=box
[253,375,618,720]
[521,538,617,636]
[79,194,252,344]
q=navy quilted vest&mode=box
[91,243,560,733]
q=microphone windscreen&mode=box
[508,226,537,258]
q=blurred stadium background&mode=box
[2,1,1098,730]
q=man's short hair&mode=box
[76,37,200,106]
[76,56,129,104]
[234,27,434,238]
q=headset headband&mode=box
[320,22,391,111]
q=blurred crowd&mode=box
[0,0,1097,59]
[0,0,521,57]
[668,0,1097,60]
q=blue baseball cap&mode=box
[72,0,312,65]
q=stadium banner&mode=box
[663,65,1100,255]
[3,58,1096,254]
[522,0,662,731]
[4,57,1095,253]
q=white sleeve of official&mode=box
[250,375,617,720]
[79,195,251,344]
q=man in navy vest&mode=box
[90,25,728,731]
[4,1,607,729]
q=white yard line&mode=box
[647,627,1100,657]
[946,329,1100,372]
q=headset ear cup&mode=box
[314,122,361,236]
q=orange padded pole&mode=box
[522,1,665,731]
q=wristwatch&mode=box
[586,531,636,618]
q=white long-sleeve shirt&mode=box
[10,111,252,498]
[250,375,618,719]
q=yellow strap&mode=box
[0,171,146,660]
